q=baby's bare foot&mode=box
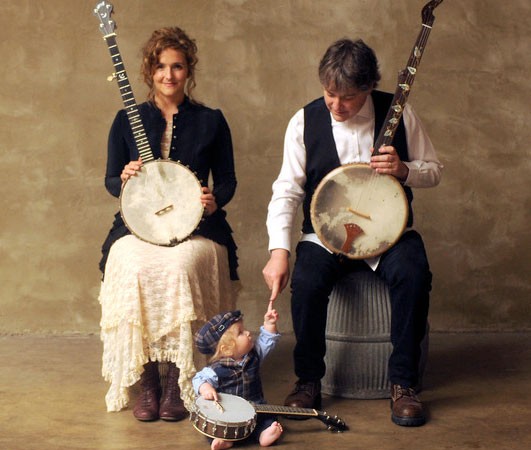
[259,421,283,447]
[211,438,233,450]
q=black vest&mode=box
[301,90,414,234]
[210,350,265,404]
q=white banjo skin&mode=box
[310,163,408,259]
[191,393,257,441]
[120,160,204,246]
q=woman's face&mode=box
[153,48,189,103]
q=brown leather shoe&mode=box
[390,384,426,427]
[284,380,322,410]
[133,362,161,421]
[159,363,187,422]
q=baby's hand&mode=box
[199,382,218,401]
[264,301,279,327]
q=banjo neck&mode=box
[94,1,154,163]
[254,403,319,417]
[373,0,444,155]
[253,403,347,431]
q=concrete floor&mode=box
[1,332,530,450]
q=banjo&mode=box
[94,1,204,246]
[190,393,348,441]
[310,0,444,259]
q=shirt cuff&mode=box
[402,161,415,186]
[267,236,291,253]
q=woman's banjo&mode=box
[310,0,443,259]
[94,1,204,246]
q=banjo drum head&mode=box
[120,160,204,246]
[191,393,257,441]
[310,163,408,259]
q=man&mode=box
[262,38,442,427]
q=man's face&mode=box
[323,86,372,122]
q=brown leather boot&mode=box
[159,363,187,422]
[133,361,161,421]
[284,379,322,410]
[390,384,426,427]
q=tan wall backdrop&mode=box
[0,0,529,334]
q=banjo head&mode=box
[310,163,408,259]
[190,393,257,441]
[120,160,204,246]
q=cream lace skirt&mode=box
[99,234,235,412]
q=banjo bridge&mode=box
[154,204,174,216]
[346,207,372,220]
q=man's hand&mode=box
[262,249,290,302]
[370,145,409,181]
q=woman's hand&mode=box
[201,187,218,216]
[120,158,143,185]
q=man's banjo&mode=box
[310,0,444,259]
[94,1,204,246]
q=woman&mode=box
[98,27,238,422]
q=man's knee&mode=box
[379,232,432,290]
[291,242,337,293]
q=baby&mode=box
[193,304,283,450]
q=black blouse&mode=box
[100,97,239,279]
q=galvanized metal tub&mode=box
[322,271,428,399]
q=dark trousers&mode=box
[290,230,432,388]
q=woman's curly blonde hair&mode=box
[140,27,199,103]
